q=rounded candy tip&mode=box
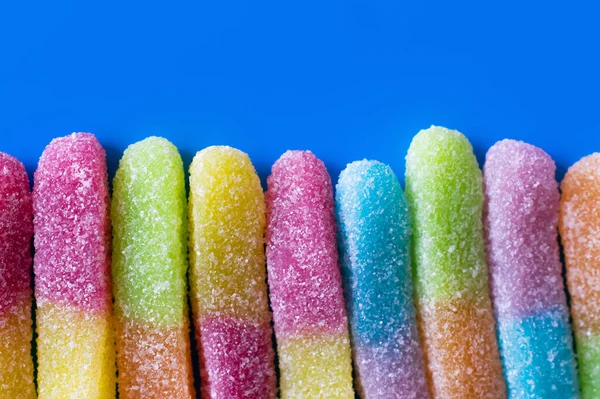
[0,151,24,167]
[487,139,553,162]
[127,136,175,149]
[414,125,466,141]
[337,159,392,187]
[192,145,250,164]
[565,152,600,176]
[0,152,28,179]
[46,132,98,147]
[406,125,474,162]
[274,150,319,166]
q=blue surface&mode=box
[1,1,599,187]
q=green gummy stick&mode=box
[405,125,490,302]
[112,137,189,326]
[577,335,600,398]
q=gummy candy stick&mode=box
[336,160,429,399]
[112,137,195,398]
[188,146,276,398]
[484,140,578,398]
[405,126,505,398]
[266,150,354,399]
[0,153,35,399]
[34,133,116,399]
[560,153,600,398]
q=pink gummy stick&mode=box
[266,151,347,338]
[34,133,112,313]
[34,133,115,398]
[484,139,579,397]
[485,140,566,317]
[0,153,36,398]
[199,317,277,398]
[266,151,354,398]
[0,153,33,316]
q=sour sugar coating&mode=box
[33,133,116,399]
[336,160,430,399]
[112,137,195,398]
[266,150,354,399]
[0,153,35,399]
[484,140,579,398]
[405,126,506,398]
[560,153,600,399]
[188,146,276,398]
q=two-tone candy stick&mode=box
[188,146,277,398]
[405,126,505,398]
[0,153,36,399]
[560,153,600,398]
[336,160,429,399]
[266,150,354,398]
[485,140,579,398]
[112,137,195,398]
[34,133,116,398]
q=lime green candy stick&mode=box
[112,137,195,398]
[406,126,489,302]
[405,126,505,398]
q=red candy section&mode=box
[0,153,32,314]
[0,153,36,399]
[33,133,112,314]
[198,316,277,399]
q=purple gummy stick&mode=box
[484,139,566,319]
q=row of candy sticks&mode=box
[0,125,598,399]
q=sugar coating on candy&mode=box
[199,317,278,398]
[36,304,115,398]
[406,126,489,302]
[485,140,567,318]
[266,150,354,399]
[484,140,578,397]
[189,146,271,322]
[115,322,195,399]
[34,133,115,399]
[34,133,112,313]
[266,151,348,338]
[0,153,35,399]
[560,153,600,398]
[405,126,505,398]
[188,146,276,398]
[112,137,190,326]
[417,300,505,398]
[277,335,353,398]
[495,310,579,398]
[336,160,429,399]
[0,314,36,399]
[0,153,33,313]
[577,337,600,399]
[112,137,195,398]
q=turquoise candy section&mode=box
[336,160,417,345]
[497,308,579,399]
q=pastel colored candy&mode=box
[112,137,195,398]
[0,153,36,399]
[560,153,600,398]
[34,133,116,399]
[266,150,354,398]
[188,146,276,398]
[405,126,506,398]
[336,160,430,399]
[484,140,579,398]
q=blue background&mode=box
[1,1,599,187]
